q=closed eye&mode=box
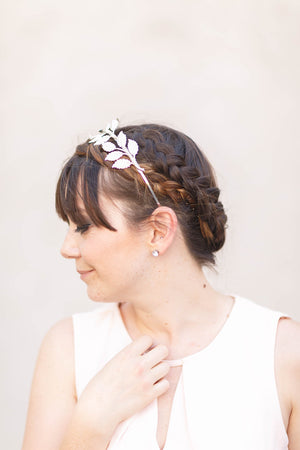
[75,223,91,234]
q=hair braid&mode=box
[140,153,224,250]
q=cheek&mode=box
[121,241,150,278]
[79,239,102,264]
[80,229,148,273]
[79,237,121,269]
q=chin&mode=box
[86,286,118,304]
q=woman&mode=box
[22,120,300,449]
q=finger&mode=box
[127,335,153,356]
[149,361,170,384]
[141,344,169,368]
[152,378,170,397]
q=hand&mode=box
[76,335,170,436]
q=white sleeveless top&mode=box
[72,295,290,449]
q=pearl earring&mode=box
[152,249,159,257]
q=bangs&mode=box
[55,155,117,231]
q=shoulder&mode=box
[276,316,300,381]
[46,315,74,338]
[41,316,74,359]
[28,316,77,407]
[276,316,300,370]
[37,316,75,395]
[276,317,300,447]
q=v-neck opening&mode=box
[154,366,183,450]
[115,294,240,362]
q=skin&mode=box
[22,194,300,449]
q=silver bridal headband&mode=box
[88,119,160,206]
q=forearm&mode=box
[60,432,110,450]
[60,406,116,450]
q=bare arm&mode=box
[22,318,117,449]
[22,317,170,449]
[59,405,114,450]
[277,318,300,449]
[22,317,78,449]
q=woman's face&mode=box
[60,195,150,303]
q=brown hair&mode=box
[55,123,228,268]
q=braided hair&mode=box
[56,123,228,268]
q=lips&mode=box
[77,269,95,280]
[77,269,94,275]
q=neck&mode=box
[119,263,233,357]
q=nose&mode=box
[60,229,81,259]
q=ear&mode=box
[147,206,178,256]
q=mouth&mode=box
[77,269,95,280]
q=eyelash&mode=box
[75,224,91,234]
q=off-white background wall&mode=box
[1,0,299,448]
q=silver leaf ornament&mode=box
[89,134,110,145]
[127,139,139,156]
[112,158,132,169]
[105,151,124,161]
[102,142,117,152]
[117,131,127,148]
[111,119,119,132]
[88,118,160,206]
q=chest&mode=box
[156,366,183,450]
